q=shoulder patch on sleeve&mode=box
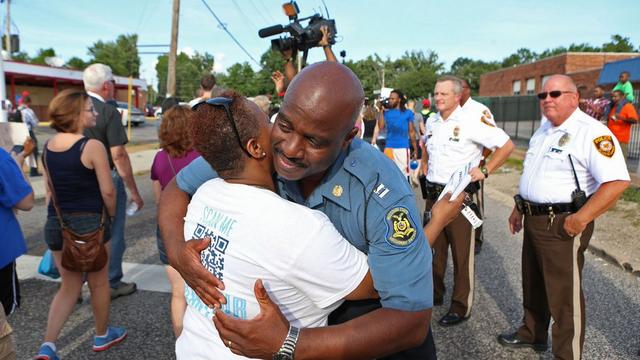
[593,135,615,157]
[480,116,495,127]
[482,109,493,119]
[385,207,417,247]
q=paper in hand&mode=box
[437,162,473,202]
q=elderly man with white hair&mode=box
[83,63,143,299]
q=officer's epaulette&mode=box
[344,140,414,208]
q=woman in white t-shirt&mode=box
[176,90,377,359]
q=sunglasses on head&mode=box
[537,90,573,100]
[192,97,252,157]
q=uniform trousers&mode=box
[426,198,475,317]
[516,213,594,360]
[329,299,437,359]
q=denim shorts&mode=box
[44,213,111,251]
[156,225,169,265]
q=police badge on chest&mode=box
[449,126,461,142]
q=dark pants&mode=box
[427,198,475,317]
[329,299,437,360]
[516,213,594,360]
[0,262,19,316]
[474,180,484,245]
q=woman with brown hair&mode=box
[36,89,125,360]
[150,105,199,337]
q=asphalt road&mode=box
[10,175,640,359]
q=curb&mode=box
[588,243,640,278]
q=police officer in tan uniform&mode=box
[420,75,514,326]
[498,75,630,360]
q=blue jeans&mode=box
[108,170,127,288]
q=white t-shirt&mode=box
[176,178,369,359]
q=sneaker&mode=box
[93,326,127,352]
[35,344,59,360]
[110,281,137,299]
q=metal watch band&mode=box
[274,325,300,359]
[481,166,489,178]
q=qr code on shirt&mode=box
[191,224,229,281]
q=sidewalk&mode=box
[30,146,159,201]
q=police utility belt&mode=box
[420,176,480,201]
[514,154,588,217]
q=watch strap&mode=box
[274,325,299,359]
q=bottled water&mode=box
[126,201,139,216]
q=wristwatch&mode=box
[480,166,489,178]
[273,325,300,360]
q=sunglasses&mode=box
[537,91,574,100]
[192,97,251,157]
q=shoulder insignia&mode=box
[374,183,390,198]
[593,135,615,157]
[482,109,493,119]
[480,116,495,127]
[385,207,417,247]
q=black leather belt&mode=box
[522,200,575,216]
[424,180,479,201]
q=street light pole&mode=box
[4,0,11,59]
[167,0,180,97]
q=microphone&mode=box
[258,25,286,38]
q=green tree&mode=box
[601,34,635,52]
[11,51,30,62]
[66,57,88,70]
[30,48,56,65]
[391,50,444,99]
[88,34,141,77]
[501,48,537,67]
[450,57,501,94]
[217,62,258,95]
[156,51,215,100]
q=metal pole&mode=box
[167,0,180,97]
[0,54,7,122]
[4,0,10,59]
[127,76,133,140]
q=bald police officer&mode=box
[159,62,464,359]
[420,75,514,326]
[498,75,630,359]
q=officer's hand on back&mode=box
[176,237,228,308]
[508,206,523,235]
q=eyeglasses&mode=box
[192,97,251,157]
[537,91,574,100]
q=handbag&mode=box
[37,250,60,279]
[43,142,108,272]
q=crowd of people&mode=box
[0,31,637,360]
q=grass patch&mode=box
[621,186,640,204]
[503,158,523,171]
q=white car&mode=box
[116,102,145,127]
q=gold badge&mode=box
[480,116,495,127]
[558,133,570,147]
[332,185,343,197]
[482,109,493,119]
[386,207,417,247]
[453,126,460,137]
[593,135,615,157]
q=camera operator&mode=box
[272,25,337,97]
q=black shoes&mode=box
[438,312,467,326]
[497,332,547,352]
[474,241,482,255]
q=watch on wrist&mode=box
[480,166,489,178]
[273,325,299,360]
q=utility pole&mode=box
[166,0,179,97]
[4,0,11,58]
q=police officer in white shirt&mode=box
[419,75,514,326]
[498,75,630,359]
[460,78,497,255]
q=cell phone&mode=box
[11,145,24,154]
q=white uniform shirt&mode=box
[519,108,630,204]
[461,97,497,126]
[176,178,369,359]
[424,106,510,184]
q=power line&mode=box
[256,0,277,23]
[247,0,271,25]
[229,0,258,32]
[200,0,262,68]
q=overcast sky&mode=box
[7,0,640,89]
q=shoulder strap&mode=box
[42,141,65,228]
[166,151,177,176]
[568,154,581,191]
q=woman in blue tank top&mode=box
[35,89,126,360]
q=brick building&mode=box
[479,52,640,97]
